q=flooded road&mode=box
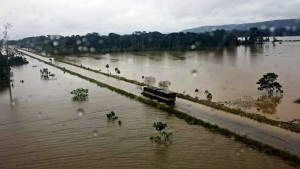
[60,40,300,121]
[17,49,300,157]
[0,54,295,168]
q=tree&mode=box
[143,76,156,86]
[194,88,200,99]
[106,111,118,120]
[70,88,89,101]
[204,90,212,101]
[158,81,171,90]
[3,23,12,57]
[256,73,283,96]
[0,23,12,87]
[105,64,109,72]
[116,69,120,75]
[153,122,167,132]
[114,67,120,75]
[150,122,173,144]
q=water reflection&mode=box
[256,95,283,114]
[227,95,283,115]
[0,86,9,95]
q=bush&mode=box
[106,111,118,120]
[150,122,173,144]
[294,98,300,104]
[70,88,89,101]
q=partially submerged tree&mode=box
[158,81,171,90]
[143,76,156,86]
[256,73,283,96]
[70,88,89,101]
[116,69,120,75]
[204,90,212,101]
[294,98,300,104]
[195,88,200,98]
[0,23,12,87]
[106,111,118,120]
[150,122,173,144]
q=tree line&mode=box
[10,27,296,55]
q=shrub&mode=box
[70,88,89,101]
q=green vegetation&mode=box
[204,90,213,101]
[0,57,11,87]
[114,68,121,75]
[118,120,122,125]
[107,111,122,125]
[22,51,300,166]
[40,68,56,80]
[0,24,28,87]
[143,76,156,86]
[106,111,118,120]
[0,53,28,87]
[70,88,89,101]
[12,27,279,56]
[257,73,283,96]
[158,81,171,90]
[8,55,29,66]
[40,68,49,75]
[150,122,173,143]
[294,98,300,104]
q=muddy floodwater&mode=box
[0,56,294,168]
[62,38,300,121]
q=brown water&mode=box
[62,40,300,121]
[0,56,294,168]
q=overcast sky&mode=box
[1,0,299,39]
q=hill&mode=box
[182,19,300,33]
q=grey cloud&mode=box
[0,0,299,39]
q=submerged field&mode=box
[0,56,295,168]
[61,40,300,121]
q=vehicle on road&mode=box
[141,86,176,105]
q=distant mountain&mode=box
[182,19,300,33]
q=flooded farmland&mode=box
[0,56,294,168]
[62,39,300,121]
